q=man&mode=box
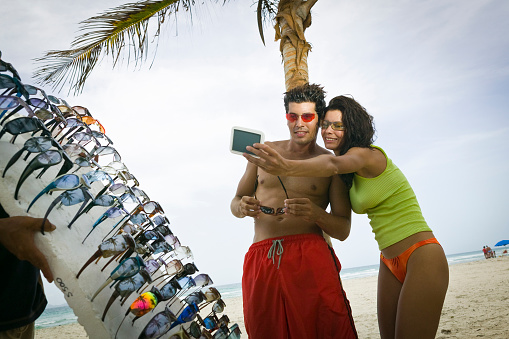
[230,84,357,338]
[0,203,55,339]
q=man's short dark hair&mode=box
[283,83,327,120]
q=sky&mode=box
[2,0,508,306]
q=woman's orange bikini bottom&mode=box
[380,237,440,283]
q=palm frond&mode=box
[33,0,226,95]
[256,0,278,46]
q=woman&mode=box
[245,95,449,339]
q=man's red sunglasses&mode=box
[285,113,316,122]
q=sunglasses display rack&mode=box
[0,58,240,339]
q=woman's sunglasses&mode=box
[285,112,316,122]
[320,120,346,131]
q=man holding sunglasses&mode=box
[0,203,56,339]
[231,84,357,338]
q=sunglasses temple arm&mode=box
[113,311,128,338]
[76,249,102,279]
[0,105,23,125]
[66,189,92,229]
[2,148,25,178]
[27,184,54,212]
[39,195,63,235]
[15,161,40,200]
[82,216,104,244]
[90,277,113,302]
[102,251,128,273]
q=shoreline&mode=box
[36,256,509,338]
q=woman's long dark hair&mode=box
[326,95,376,188]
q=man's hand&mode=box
[0,216,56,282]
[244,143,291,176]
[237,196,262,218]
[284,198,321,223]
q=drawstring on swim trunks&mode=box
[267,239,284,269]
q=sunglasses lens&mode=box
[285,113,297,122]
[60,189,86,206]
[29,98,47,109]
[110,183,127,195]
[25,137,52,153]
[301,113,315,122]
[130,292,158,317]
[54,174,80,189]
[107,207,124,218]
[37,150,62,165]
[75,157,90,167]
[73,132,92,142]
[130,213,147,225]
[260,206,274,214]
[6,118,39,134]
[35,108,53,120]
[95,195,116,206]
[48,95,60,104]
[0,97,19,109]
[332,122,345,130]
[276,207,286,215]
[189,322,201,338]
[204,317,217,330]
[143,202,157,214]
[213,300,225,313]
[160,283,177,300]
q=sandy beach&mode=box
[36,255,509,338]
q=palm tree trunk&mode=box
[275,0,318,90]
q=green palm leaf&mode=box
[32,0,228,94]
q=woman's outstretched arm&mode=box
[244,143,367,177]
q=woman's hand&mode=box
[243,143,291,176]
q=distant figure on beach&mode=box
[486,245,495,258]
[245,95,449,339]
[0,203,56,338]
[482,246,489,259]
[231,84,357,338]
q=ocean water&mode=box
[35,248,500,330]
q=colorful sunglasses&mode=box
[285,112,316,122]
[320,119,346,131]
[102,268,153,323]
[114,286,164,337]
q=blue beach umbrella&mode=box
[494,240,509,247]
